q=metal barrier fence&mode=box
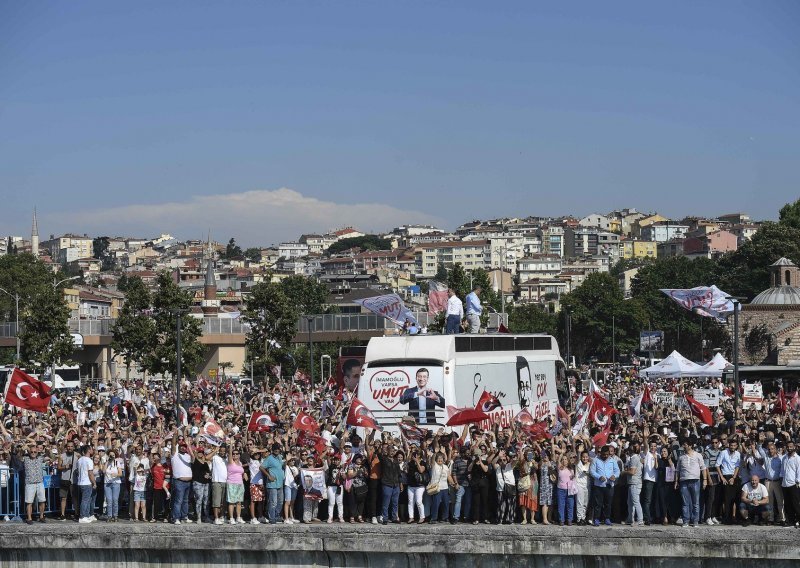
[0,468,75,521]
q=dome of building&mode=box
[750,257,800,305]
[751,286,800,305]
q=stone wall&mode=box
[729,306,800,365]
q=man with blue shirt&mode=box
[715,440,741,524]
[760,442,785,525]
[260,443,285,524]
[590,445,620,526]
[465,286,482,334]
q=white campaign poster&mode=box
[360,365,446,426]
[454,357,558,429]
[652,391,675,407]
[742,383,763,410]
[693,388,719,407]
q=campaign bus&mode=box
[358,334,564,433]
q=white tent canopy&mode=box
[641,350,705,379]
[695,352,731,377]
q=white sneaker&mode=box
[327,519,333,524]
[706,518,714,525]
[229,518,236,525]
[237,517,246,524]
[214,518,224,525]
[78,518,91,524]
[184,519,193,524]
[283,519,293,524]
[676,518,684,526]
[89,515,97,522]
[250,518,261,525]
[712,518,721,525]
[173,519,181,525]
[371,517,378,525]
[636,521,645,526]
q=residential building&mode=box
[536,226,565,258]
[354,250,400,272]
[517,254,563,281]
[42,234,93,265]
[278,242,309,260]
[66,257,101,276]
[392,225,444,237]
[682,229,738,259]
[518,278,570,304]
[717,213,751,225]
[564,227,621,259]
[620,239,658,260]
[78,290,112,319]
[632,214,669,237]
[607,208,647,236]
[332,227,365,240]
[618,268,640,299]
[578,214,611,231]
[300,234,337,255]
[414,240,491,278]
[641,222,689,243]
[657,239,686,258]
[729,223,760,245]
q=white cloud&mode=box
[44,188,447,246]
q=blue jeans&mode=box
[430,489,450,522]
[556,487,574,523]
[453,485,472,521]
[172,479,191,521]
[267,487,285,523]
[445,315,461,334]
[104,482,121,518]
[193,482,209,521]
[79,484,94,519]
[381,484,400,521]
[680,480,701,524]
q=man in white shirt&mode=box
[445,288,463,335]
[76,446,96,523]
[210,446,229,524]
[641,441,658,525]
[170,429,195,525]
[739,474,770,525]
[782,442,800,527]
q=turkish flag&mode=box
[346,397,382,430]
[4,368,51,413]
[772,388,787,415]
[589,391,617,427]
[790,390,800,412]
[301,431,329,456]
[592,423,612,447]
[446,406,489,426]
[293,411,320,433]
[522,421,552,441]
[475,390,502,412]
[685,395,714,426]
[248,412,274,432]
[514,408,535,426]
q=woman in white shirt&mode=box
[575,452,592,525]
[102,450,125,522]
[283,456,300,524]
[428,452,452,523]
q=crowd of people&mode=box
[1,364,799,530]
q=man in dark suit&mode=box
[400,368,445,425]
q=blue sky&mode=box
[1,1,798,245]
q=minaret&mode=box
[31,208,40,259]
[201,259,219,315]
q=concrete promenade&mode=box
[0,522,798,567]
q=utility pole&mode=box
[612,315,616,366]
[306,316,315,400]
[733,300,740,414]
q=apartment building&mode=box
[414,240,491,278]
[278,242,309,259]
[641,222,689,243]
[536,226,565,258]
[42,234,93,265]
[517,254,563,281]
[620,239,658,260]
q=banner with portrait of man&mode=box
[300,468,326,501]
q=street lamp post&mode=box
[49,275,81,378]
[733,300,740,414]
[0,287,20,362]
[565,309,571,368]
[612,315,616,366]
[306,316,315,399]
[494,242,523,329]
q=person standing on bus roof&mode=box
[465,286,482,334]
[445,288,463,335]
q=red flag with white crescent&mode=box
[293,411,320,433]
[590,391,617,427]
[514,408,535,426]
[476,390,502,413]
[685,395,714,426]
[3,368,51,413]
[346,397,382,430]
[248,412,274,433]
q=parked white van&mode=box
[358,334,564,433]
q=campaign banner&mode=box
[659,286,734,322]
[354,294,417,326]
[427,281,449,316]
[693,388,719,407]
[652,391,675,407]
[742,382,764,410]
[300,468,326,501]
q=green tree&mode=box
[243,281,298,379]
[508,303,558,336]
[560,272,647,363]
[715,222,800,300]
[0,254,72,369]
[111,276,156,380]
[742,322,770,365]
[244,247,262,263]
[279,275,329,315]
[610,257,655,278]
[447,263,471,298]
[434,263,449,283]
[779,198,800,230]
[143,273,204,379]
[225,238,243,259]
[327,235,392,255]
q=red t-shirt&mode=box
[152,463,165,490]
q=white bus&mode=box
[358,334,565,433]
